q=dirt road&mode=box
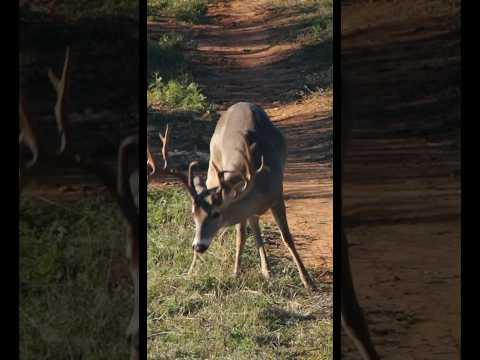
[341,1,460,359]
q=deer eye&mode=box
[212,193,223,206]
[211,212,220,219]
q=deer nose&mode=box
[193,244,208,253]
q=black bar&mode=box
[139,0,148,359]
[333,0,342,358]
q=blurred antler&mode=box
[147,140,156,176]
[47,47,71,154]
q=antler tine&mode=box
[211,161,226,191]
[188,161,199,190]
[19,95,39,168]
[48,46,71,155]
[157,124,199,200]
[244,139,264,175]
[147,141,156,176]
[159,124,170,170]
[236,136,264,193]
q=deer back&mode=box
[208,102,286,196]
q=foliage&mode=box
[148,0,208,23]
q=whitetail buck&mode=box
[19,48,139,360]
[148,102,315,290]
[342,75,380,360]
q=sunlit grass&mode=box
[148,187,332,359]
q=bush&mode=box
[148,73,209,112]
[148,0,208,23]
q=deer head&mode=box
[151,125,264,254]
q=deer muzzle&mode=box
[193,243,208,253]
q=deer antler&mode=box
[159,124,170,170]
[239,139,264,186]
[48,47,71,154]
[210,134,264,199]
[157,125,200,200]
[19,95,39,169]
[211,160,232,193]
[147,140,156,176]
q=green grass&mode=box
[148,33,212,113]
[20,195,132,359]
[261,0,332,45]
[148,0,208,23]
[264,0,331,11]
[148,188,332,359]
[148,73,210,112]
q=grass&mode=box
[148,187,332,359]
[257,0,332,96]
[148,0,208,23]
[148,32,212,113]
[148,73,210,113]
[262,0,332,41]
[20,194,133,359]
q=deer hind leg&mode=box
[233,221,247,277]
[270,200,315,290]
[247,216,270,280]
[342,229,380,360]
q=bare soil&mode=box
[341,1,460,359]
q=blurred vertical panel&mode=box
[341,1,460,359]
[19,1,139,359]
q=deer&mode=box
[19,47,139,360]
[148,102,315,290]
[341,74,380,360]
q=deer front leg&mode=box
[341,229,380,360]
[248,216,270,280]
[233,221,246,277]
[271,200,316,290]
[188,251,198,275]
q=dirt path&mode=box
[341,2,460,359]
[150,0,333,271]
